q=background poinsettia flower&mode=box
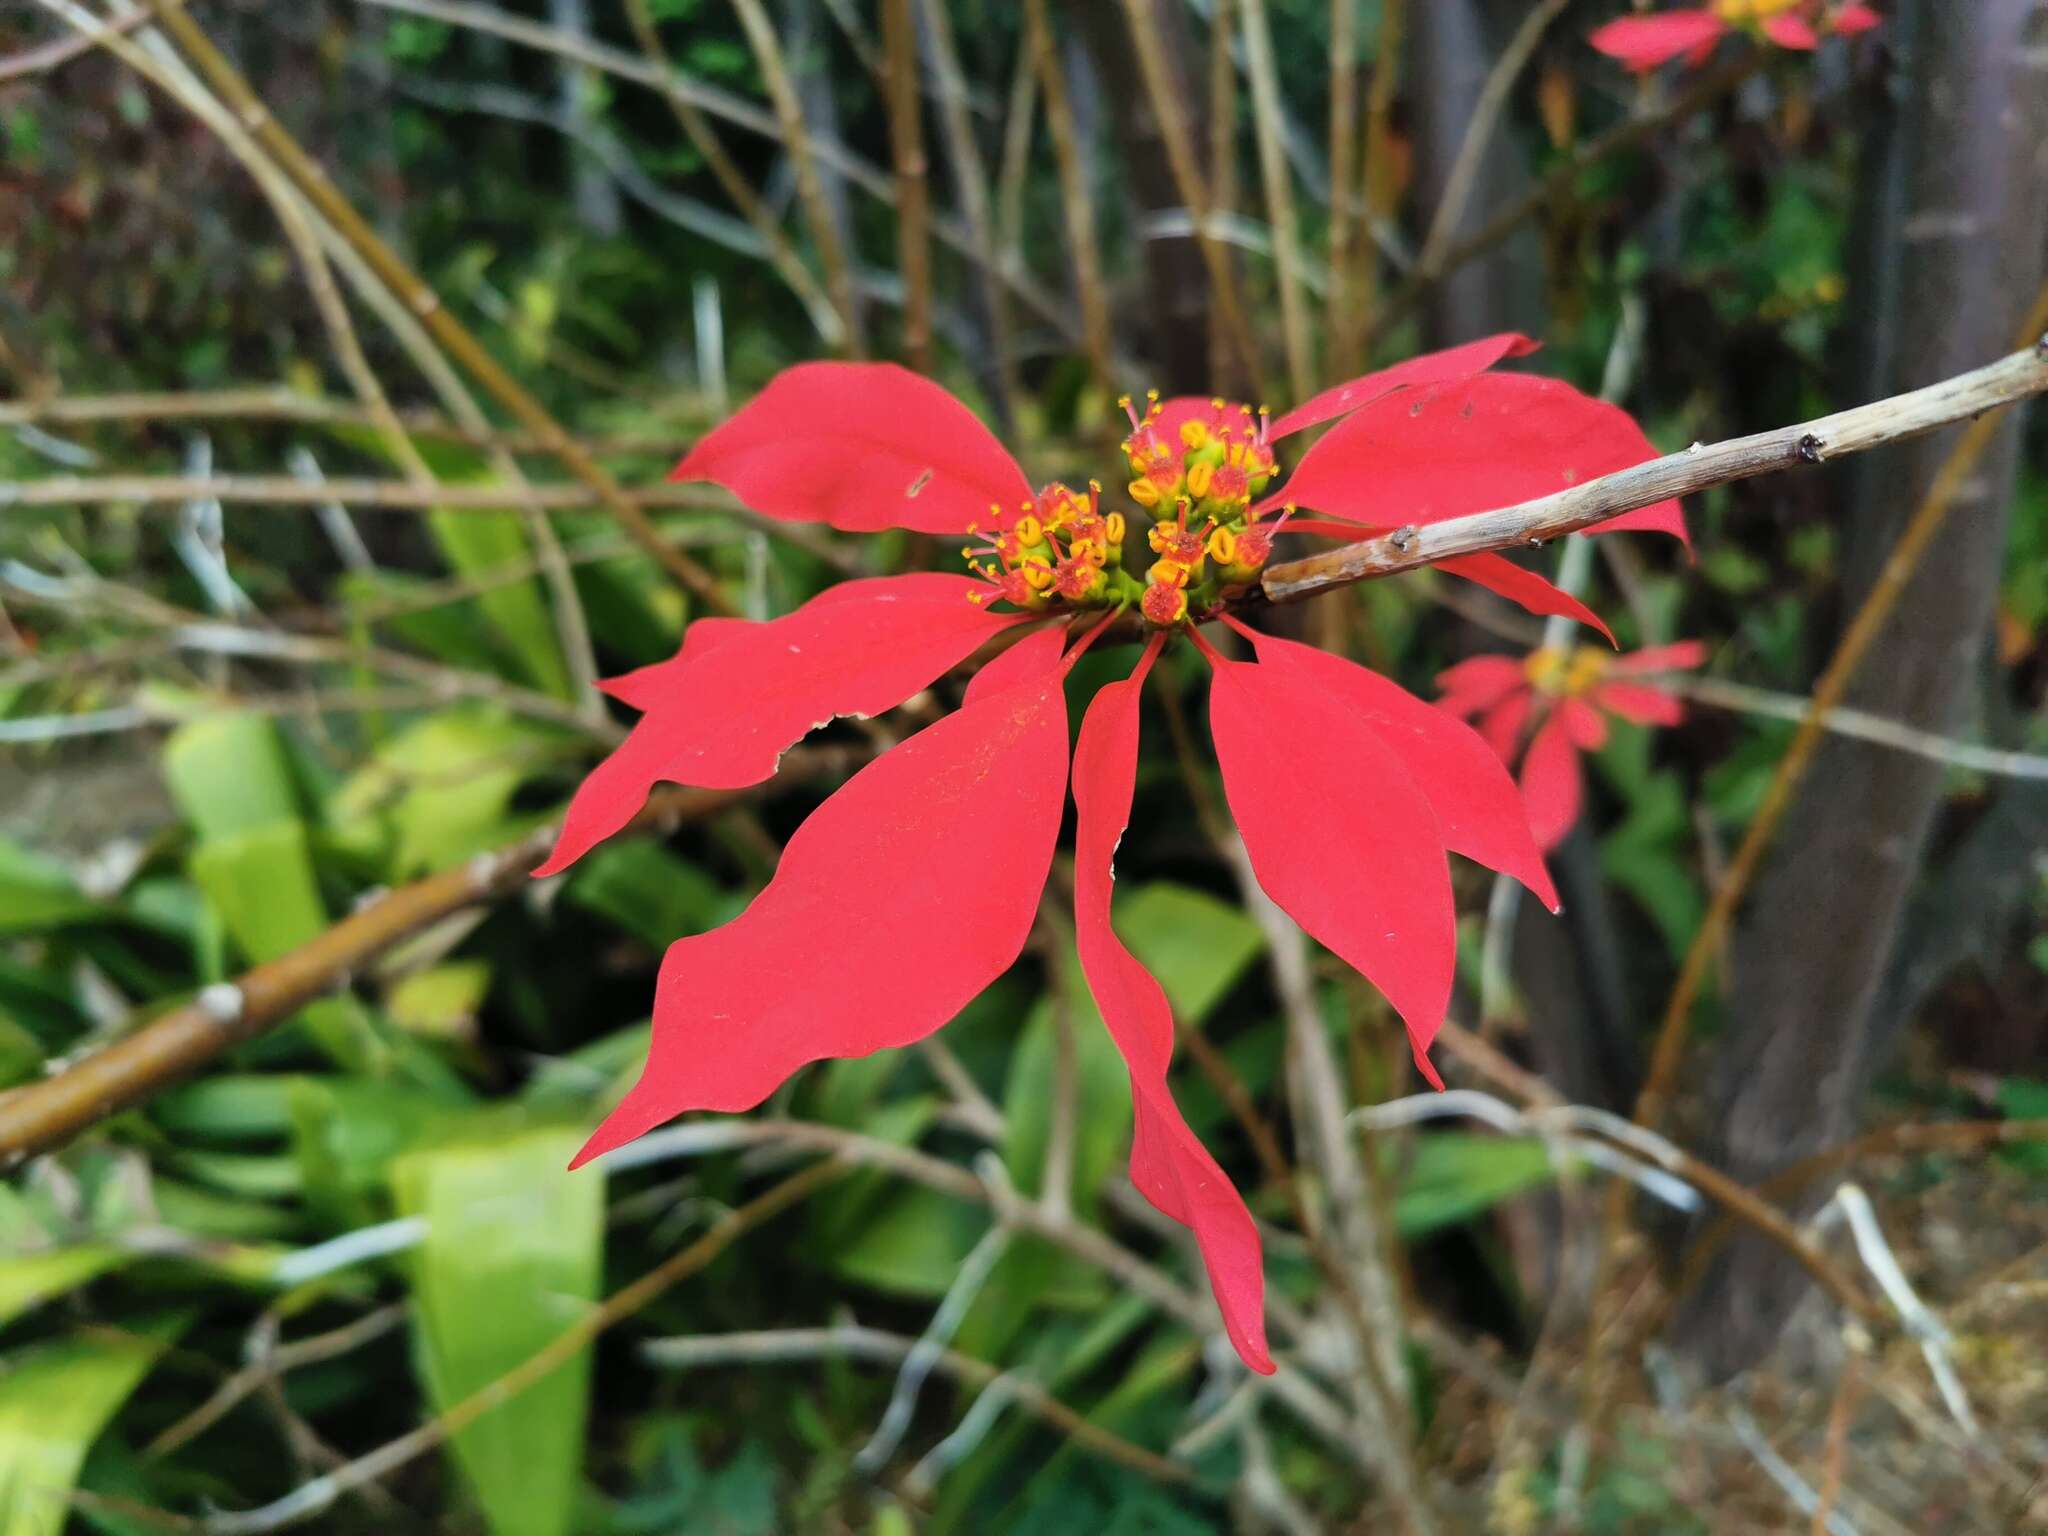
[1591,3,1880,72]
[1437,641,1708,849]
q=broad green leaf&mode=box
[162,714,300,840]
[828,1185,985,1299]
[0,839,98,934]
[0,1246,125,1332]
[394,1127,603,1536]
[0,1319,183,1536]
[427,508,573,699]
[330,706,563,877]
[564,842,737,949]
[387,961,493,1038]
[1001,967,1132,1217]
[289,1077,476,1221]
[1116,882,1265,1022]
[1392,1134,1556,1237]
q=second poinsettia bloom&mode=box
[1591,0,1880,71]
[536,340,1688,1376]
[1436,641,1708,850]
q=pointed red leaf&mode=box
[670,362,1033,535]
[1228,629,1557,910]
[572,664,1071,1165]
[1589,11,1728,69]
[1268,374,1686,552]
[536,575,1018,878]
[1610,640,1708,676]
[1436,554,1616,645]
[963,622,1068,705]
[1435,656,1529,717]
[599,617,753,712]
[1760,13,1820,47]
[1560,695,1610,751]
[1268,334,1541,440]
[1072,654,1272,1373]
[1208,656,1456,1082]
[1478,689,1535,762]
[1595,680,1685,727]
[1519,712,1584,851]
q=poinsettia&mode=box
[1436,641,1708,850]
[1591,1,1880,71]
[536,339,1687,1374]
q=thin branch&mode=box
[1388,48,1764,321]
[139,0,732,612]
[880,0,932,371]
[345,0,1079,343]
[1349,0,1403,364]
[1258,339,2048,605]
[727,0,863,355]
[622,0,843,347]
[1414,0,1569,277]
[915,0,1018,421]
[1237,0,1313,402]
[0,752,864,1165]
[1022,0,1114,391]
[1118,0,1266,394]
[1324,0,1358,366]
[1666,674,2048,781]
[0,473,729,511]
[640,1324,1203,1488]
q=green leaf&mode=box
[564,842,738,949]
[828,1185,986,1299]
[162,714,300,840]
[0,1319,184,1536]
[427,509,573,699]
[0,1246,126,1332]
[393,1126,604,1536]
[330,706,563,877]
[1392,1134,1556,1237]
[1116,883,1265,1022]
[0,839,99,934]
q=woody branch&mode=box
[1257,339,2048,604]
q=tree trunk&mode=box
[1669,0,2048,1379]
[1406,0,1545,346]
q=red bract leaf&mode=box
[1595,681,1685,727]
[1479,690,1535,762]
[599,618,753,712]
[1072,653,1272,1373]
[669,362,1032,535]
[1761,13,1820,47]
[1520,712,1583,851]
[1611,640,1708,675]
[1268,334,1541,440]
[1435,554,1616,645]
[1208,657,1456,1084]
[1560,696,1610,751]
[1269,374,1687,552]
[962,622,1068,704]
[1589,11,1728,69]
[571,665,1071,1166]
[1228,629,1558,910]
[1833,4,1881,34]
[1437,656,1529,717]
[535,575,1018,878]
